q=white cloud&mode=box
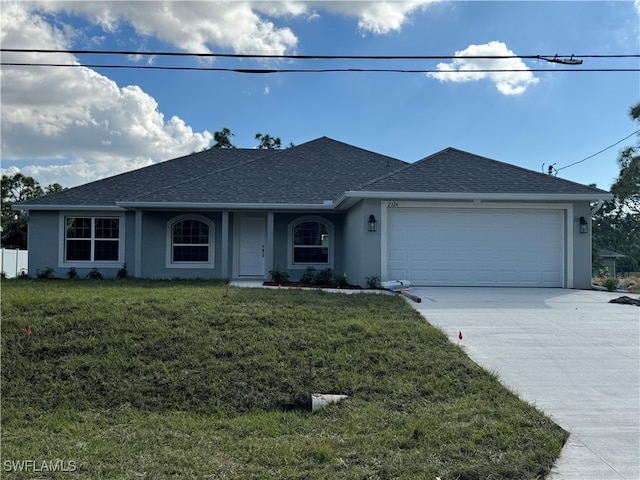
[34,1,299,55]
[0,1,441,187]
[32,1,437,52]
[427,41,539,95]
[0,3,212,187]
[316,1,438,34]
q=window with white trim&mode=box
[166,215,215,268]
[289,217,333,267]
[172,219,209,262]
[65,217,120,262]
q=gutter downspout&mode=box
[590,200,605,290]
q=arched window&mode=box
[166,215,214,267]
[289,217,333,267]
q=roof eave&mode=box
[335,190,614,207]
[115,201,335,210]
[13,204,125,212]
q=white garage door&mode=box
[387,208,564,287]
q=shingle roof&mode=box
[16,137,407,208]
[360,147,610,196]
[16,140,611,210]
[124,137,407,205]
[16,148,269,207]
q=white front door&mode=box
[238,217,266,276]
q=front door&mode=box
[238,217,266,276]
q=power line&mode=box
[1,48,639,61]
[3,48,636,73]
[555,129,640,172]
[2,62,638,74]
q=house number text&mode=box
[387,202,399,208]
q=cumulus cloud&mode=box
[318,1,438,34]
[0,3,212,187]
[28,1,434,52]
[34,1,299,55]
[427,41,539,95]
[0,1,441,187]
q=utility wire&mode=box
[1,48,639,61]
[2,62,638,73]
[556,130,640,172]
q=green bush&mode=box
[602,276,620,292]
[300,266,317,284]
[365,274,380,289]
[66,267,79,279]
[86,268,103,280]
[36,267,55,279]
[117,264,128,279]
[269,267,290,284]
[315,268,334,286]
[331,272,348,288]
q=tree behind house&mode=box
[1,173,64,249]
[592,101,640,272]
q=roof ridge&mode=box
[361,146,609,195]
[444,147,610,194]
[123,148,283,201]
[354,147,444,189]
[125,137,352,201]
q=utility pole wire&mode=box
[556,129,640,172]
[1,48,639,61]
[2,62,638,73]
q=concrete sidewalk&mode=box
[407,287,639,480]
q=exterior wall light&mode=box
[368,215,377,232]
[579,216,588,234]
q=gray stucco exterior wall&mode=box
[25,210,59,277]
[571,201,594,289]
[343,199,383,287]
[24,199,596,288]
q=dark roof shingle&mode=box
[360,147,609,196]
[16,141,610,210]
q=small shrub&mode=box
[331,272,348,288]
[66,267,79,279]
[269,267,290,284]
[300,266,317,285]
[117,264,128,279]
[602,276,620,292]
[316,268,334,286]
[36,267,55,279]
[86,268,103,280]
[365,274,380,289]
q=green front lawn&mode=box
[1,279,567,479]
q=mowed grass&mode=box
[1,280,568,479]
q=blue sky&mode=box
[1,1,638,190]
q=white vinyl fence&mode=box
[1,248,28,278]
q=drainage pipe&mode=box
[590,199,605,289]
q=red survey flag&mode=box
[458,331,463,341]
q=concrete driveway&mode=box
[407,287,639,480]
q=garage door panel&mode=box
[387,208,563,287]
